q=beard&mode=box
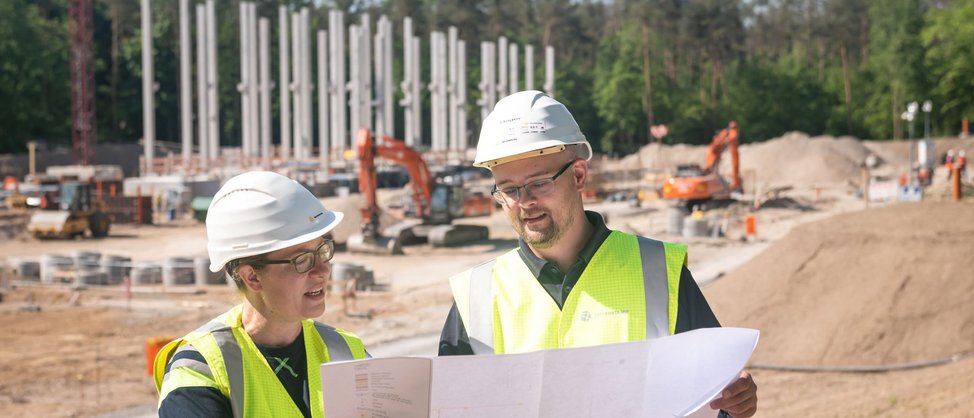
[508,199,579,250]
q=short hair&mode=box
[224,256,266,290]
[566,144,581,160]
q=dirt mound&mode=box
[627,132,874,188]
[924,180,974,202]
[740,132,872,187]
[704,201,974,367]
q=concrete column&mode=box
[544,46,555,98]
[141,0,155,175]
[329,11,346,154]
[290,12,302,158]
[195,4,208,168]
[479,41,496,120]
[259,17,271,161]
[497,36,507,100]
[179,0,192,167]
[237,2,251,158]
[509,43,519,95]
[278,6,291,159]
[317,29,329,168]
[206,0,219,159]
[448,27,458,153]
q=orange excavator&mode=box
[346,128,491,255]
[662,121,741,209]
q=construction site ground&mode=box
[1,134,972,417]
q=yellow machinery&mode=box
[27,181,110,238]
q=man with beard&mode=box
[437,91,757,418]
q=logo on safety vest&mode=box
[579,309,629,322]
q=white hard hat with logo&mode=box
[474,90,592,168]
[205,171,343,272]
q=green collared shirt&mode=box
[516,210,611,308]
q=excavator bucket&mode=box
[27,210,76,238]
[428,224,489,247]
[345,222,415,255]
[346,233,404,255]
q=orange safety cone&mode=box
[745,215,757,237]
[146,336,174,376]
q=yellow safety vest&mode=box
[450,231,686,354]
[153,304,367,417]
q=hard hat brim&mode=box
[208,210,343,273]
[475,141,592,168]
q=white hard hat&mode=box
[205,171,343,272]
[474,90,592,168]
[948,149,955,156]
[961,150,967,156]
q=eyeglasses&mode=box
[250,240,335,274]
[491,160,576,205]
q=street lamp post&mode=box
[922,100,932,140]
[903,101,919,188]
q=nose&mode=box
[311,256,332,277]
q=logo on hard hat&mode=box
[309,212,324,223]
[520,121,546,134]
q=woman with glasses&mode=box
[153,171,368,418]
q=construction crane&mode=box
[69,0,96,165]
[347,128,490,255]
[662,121,741,209]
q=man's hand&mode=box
[709,371,757,417]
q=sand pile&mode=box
[704,201,974,367]
[739,132,872,186]
[625,142,708,171]
[626,132,875,188]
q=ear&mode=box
[572,160,588,191]
[237,265,262,292]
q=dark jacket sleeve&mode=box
[438,303,474,356]
[674,265,722,333]
[159,387,232,418]
[158,346,233,417]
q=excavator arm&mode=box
[702,122,741,191]
[349,128,490,254]
[355,128,435,237]
[662,121,742,206]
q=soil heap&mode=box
[705,200,974,367]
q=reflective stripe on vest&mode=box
[638,236,670,339]
[154,306,363,418]
[468,259,497,354]
[456,232,685,354]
